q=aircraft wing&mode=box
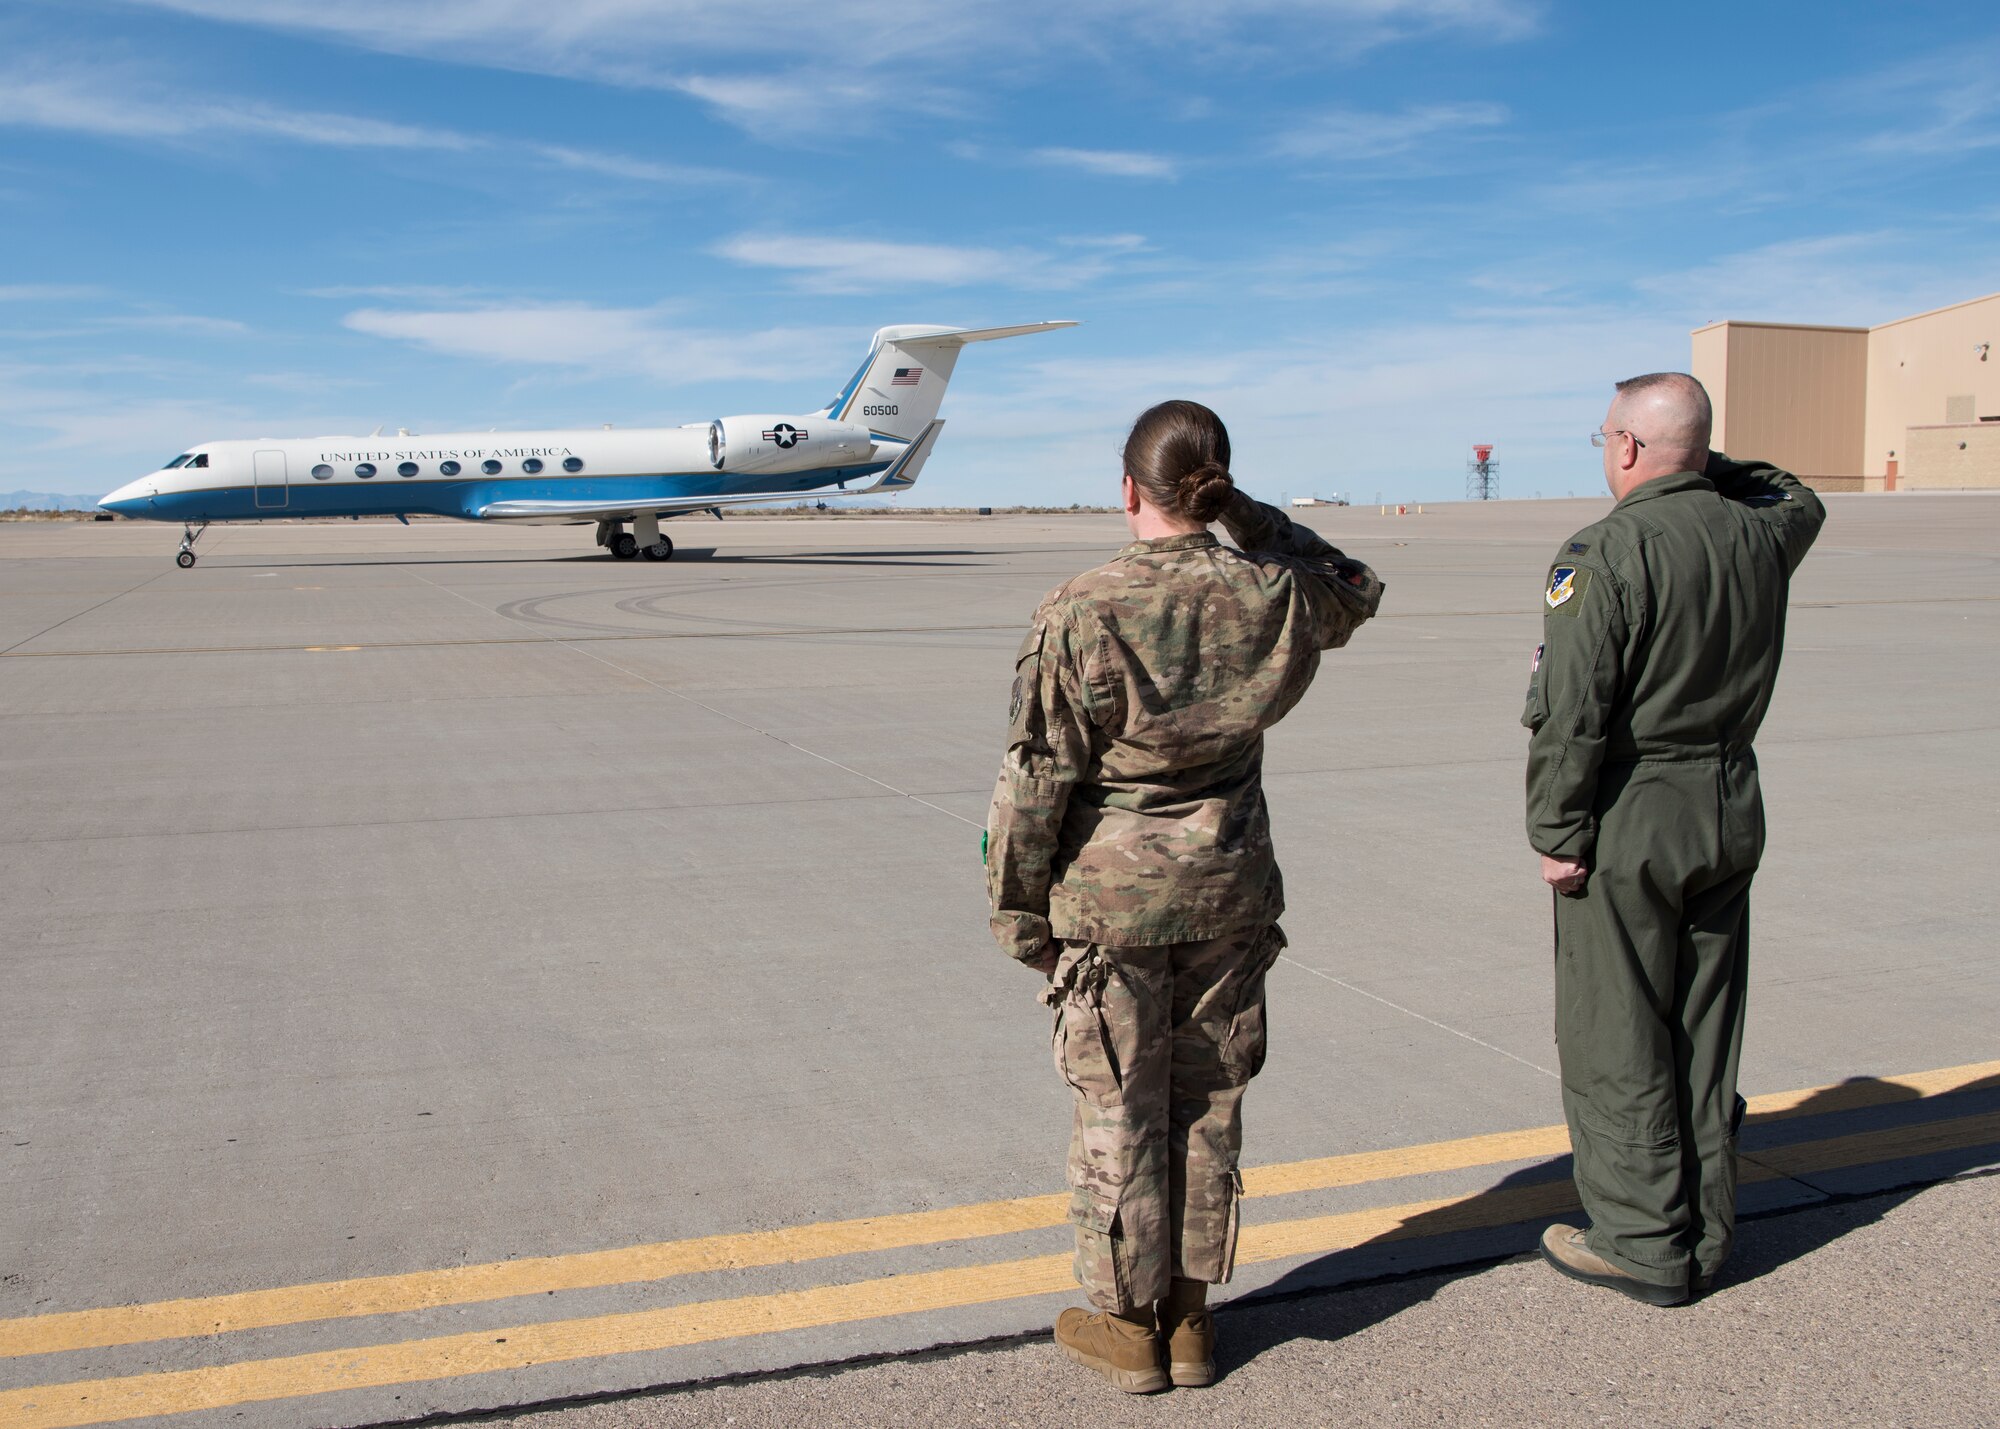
[475,421,942,522]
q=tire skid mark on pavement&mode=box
[0,1069,1995,1428]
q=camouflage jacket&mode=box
[987,492,1384,961]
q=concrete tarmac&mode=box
[489,1174,2000,1429]
[1,495,1995,1427]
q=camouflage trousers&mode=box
[1042,925,1286,1313]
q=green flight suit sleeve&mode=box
[1705,450,1827,574]
[987,606,1096,962]
[1524,550,1629,862]
[1218,491,1385,649]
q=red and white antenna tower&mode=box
[1467,443,1498,500]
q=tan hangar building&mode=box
[1691,291,2000,491]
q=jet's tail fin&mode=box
[822,321,1076,443]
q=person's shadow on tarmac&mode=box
[1213,1071,2000,1380]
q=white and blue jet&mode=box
[99,321,1075,567]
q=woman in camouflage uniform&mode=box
[987,400,1382,1391]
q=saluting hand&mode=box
[1541,854,1589,895]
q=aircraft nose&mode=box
[98,477,155,516]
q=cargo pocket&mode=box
[1522,642,1550,731]
[1050,947,1124,1109]
[1069,1182,1131,1308]
[1214,1168,1245,1284]
[1220,927,1286,1085]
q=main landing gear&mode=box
[595,516,674,562]
[175,521,209,569]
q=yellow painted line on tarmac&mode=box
[0,1197,1065,1360]
[1746,1108,2000,1181]
[5,1107,1997,1429]
[1744,1060,2000,1120]
[1,1059,1992,1360]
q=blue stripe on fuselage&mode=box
[100,466,896,524]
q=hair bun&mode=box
[1178,460,1235,522]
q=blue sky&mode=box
[1,0,1996,506]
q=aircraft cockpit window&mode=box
[355,463,377,479]
[188,453,209,468]
[522,458,544,474]
[311,464,334,480]
[397,461,419,478]
[163,454,191,469]
[563,457,584,473]
[481,459,502,475]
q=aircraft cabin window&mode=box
[355,463,377,479]
[522,458,544,474]
[440,460,461,476]
[189,454,209,468]
[311,464,333,480]
[397,461,419,478]
[563,457,584,473]
[481,459,502,475]
[164,454,191,469]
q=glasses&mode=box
[1591,429,1646,449]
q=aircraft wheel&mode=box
[611,532,639,559]
[642,536,675,561]
[177,550,197,569]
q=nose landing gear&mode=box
[176,521,208,568]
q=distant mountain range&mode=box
[1,490,102,511]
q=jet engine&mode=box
[707,415,875,475]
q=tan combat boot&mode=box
[1053,1307,1168,1393]
[1539,1224,1688,1307]
[1156,1278,1215,1388]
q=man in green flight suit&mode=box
[1524,371,1825,1306]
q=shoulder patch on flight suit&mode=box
[1566,541,1590,556]
[1545,564,1591,614]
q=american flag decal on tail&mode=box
[891,367,922,386]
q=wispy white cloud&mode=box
[0,366,302,465]
[0,283,110,302]
[525,143,740,187]
[0,63,474,150]
[713,232,1148,293]
[670,72,961,143]
[242,371,376,394]
[301,284,494,302]
[113,0,1539,137]
[1030,147,1179,180]
[924,307,1656,506]
[1522,161,1751,216]
[0,60,740,184]
[1633,232,1978,329]
[1274,101,1508,161]
[86,313,252,337]
[340,304,852,384]
[1857,44,2000,156]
